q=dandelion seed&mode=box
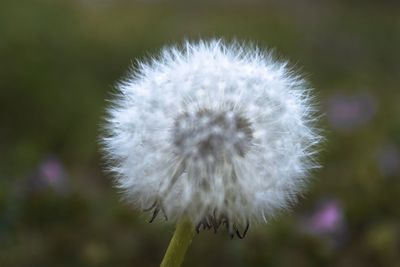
[102,40,321,239]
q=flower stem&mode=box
[160,218,195,267]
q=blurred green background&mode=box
[1,0,400,266]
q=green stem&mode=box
[160,218,195,267]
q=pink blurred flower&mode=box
[40,158,63,182]
[308,200,343,234]
[35,156,67,190]
[311,201,342,232]
[25,156,68,196]
[327,93,377,132]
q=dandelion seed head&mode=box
[172,107,253,160]
[102,40,321,236]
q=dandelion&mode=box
[102,40,320,267]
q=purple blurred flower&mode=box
[27,156,67,192]
[327,93,377,132]
[39,157,65,186]
[377,144,400,177]
[310,200,343,233]
[307,200,343,234]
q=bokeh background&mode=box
[1,0,400,266]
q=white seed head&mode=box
[102,40,321,236]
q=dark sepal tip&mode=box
[148,208,160,223]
